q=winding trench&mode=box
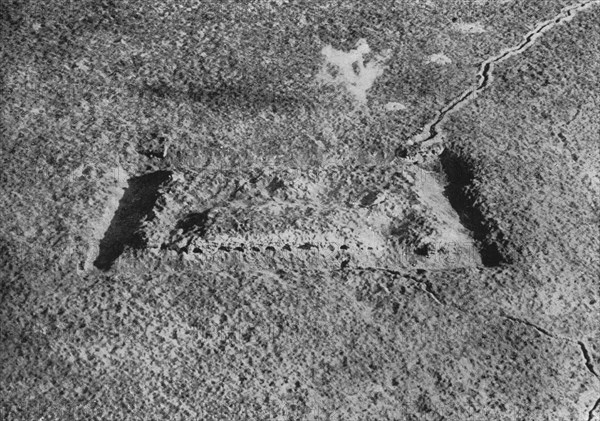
[92,2,599,272]
[409,0,600,149]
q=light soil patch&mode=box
[317,38,390,104]
[384,102,408,112]
[426,53,452,65]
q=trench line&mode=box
[409,0,600,150]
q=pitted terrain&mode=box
[2,0,600,420]
[139,163,481,271]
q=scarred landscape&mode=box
[1,0,599,419]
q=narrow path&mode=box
[409,0,600,150]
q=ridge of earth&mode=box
[1,1,599,420]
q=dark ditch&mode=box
[94,170,172,271]
[439,148,511,267]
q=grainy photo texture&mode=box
[1,0,599,420]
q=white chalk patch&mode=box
[298,14,308,26]
[69,164,85,182]
[317,38,390,104]
[426,53,452,65]
[451,21,487,34]
[384,102,408,112]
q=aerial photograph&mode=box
[1,0,599,419]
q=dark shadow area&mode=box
[141,79,316,116]
[439,148,511,267]
[0,238,14,271]
[137,129,168,159]
[187,83,315,115]
[415,244,433,257]
[176,210,212,236]
[94,170,172,271]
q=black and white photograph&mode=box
[1,0,599,419]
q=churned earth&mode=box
[1,0,599,420]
